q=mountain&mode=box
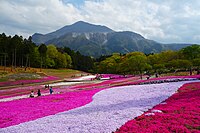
[32,21,193,57]
[32,21,113,44]
[162,43,193,50]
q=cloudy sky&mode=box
[0,0,200,44]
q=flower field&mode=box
[115,82,200,133]
[0,74,200,133]
[0,89,103,128]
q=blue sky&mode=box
[62,0,85,7]
[0,0,200,44]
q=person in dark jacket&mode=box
[49,86,53,94]
[37,89,41,96]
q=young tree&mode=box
[98,53,121,73]
[55,52,67,68]
[46,44,58,68]
[47,44,58,59]
[65,53,72,68]
[127,54,148,79]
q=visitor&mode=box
[147,73,151,80]
[190,69,192,75]
[37,89,41,96]
[197,69,200,75]
[49,86,53,94]
[30,90,34,98]
[155,73,158,78]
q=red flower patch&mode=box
[115,82,200,133]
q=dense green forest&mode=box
[0,33,94,72]
[1,33,200,75]
[96,46,200,76]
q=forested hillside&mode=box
[1,33,200,75]
[0,33,94,72]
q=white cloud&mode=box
[82,0,163,38]
[0,0,200,44]
[0,0,83,37]
[193,35,200,42]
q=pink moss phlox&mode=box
[119,75,200,86]
[1,75,199,100]
[0,88,103,128]
[0,84,48,99]
[1,74,200,129]
[115,82,200,132]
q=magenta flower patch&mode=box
[0,89,103,128]
[0,74,199,132]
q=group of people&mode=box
[29,89,41,98]
[29,85,54,98]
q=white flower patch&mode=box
[48,81,84,87]
[151,109,163,113]
[1,81,198,133]
[145,113,155,116]
[71,75,96,81]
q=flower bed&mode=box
[115,82,200,133]
[1,81,195,132]
[1,75,199,101]
[119,75,200,86]
[0,74,199,132]
[0,74,133,100]
[0,88,103,128]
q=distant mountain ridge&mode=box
[32,21,113,44]
[32,21,193,57]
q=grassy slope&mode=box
[0,66,87,89]
[42,68,86,79]
[0,66,86,79]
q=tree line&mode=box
[0,33,94,72]
[1,33,200,75]
[96,45,200,77]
